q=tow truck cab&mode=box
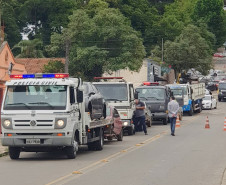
[1,73,84,159]
[135,82,171,125]
[93,77,135,135]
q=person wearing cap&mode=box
[133,99,148,135]
[168,96,179,136]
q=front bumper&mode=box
[183,105,191,112]
[218,94,226,99]
[121,119,133,129]
[1,134,72,147]
[202,104,211,109]
[152,113,168,120]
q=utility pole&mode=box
[161,38,164,63]
[65,40,70,73]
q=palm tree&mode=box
[13,38,44,58]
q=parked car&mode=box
[213,53,224,57]
[104,106,123,141]
[205,89,212,95]
[206,81,218,91]
[202,95,217,110]
[83,82,106,119]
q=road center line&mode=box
[46,115,199,185]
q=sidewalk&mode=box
[0,134,8,157]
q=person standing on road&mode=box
[133,99,148,135]
[168,96,179,136]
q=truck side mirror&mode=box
[70,87,75,104]
[170,92,174,97]
[134,91,138,99]
[77,89,83,103]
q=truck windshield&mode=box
[94,84,128,101]
[171,89,183,97]
[203,96,211,100]
[4,85,67,110]
[136,88,165,100]
[219,83,226,89]
[170,86,187,95]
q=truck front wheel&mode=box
[163,119,167,125]
[128,127,134,135]
[9,147,20,160]
[146,119,152,127]
[188,106,193,116]
[65,140,78,159]
[117,130,123,141]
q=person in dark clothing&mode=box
[133,99,147,135]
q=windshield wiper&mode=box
[147,97,161,100]
[7,103,31,109]
[139,97,148,100]
[29,102,54,109]
[106,98,120,101]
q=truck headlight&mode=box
[123,122,128,126]
[160,105,165,110]
[2,119,12,129]
[55,118,66,129]
[122,120,130,126]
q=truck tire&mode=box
[9,147,20,160]
[95,128,104,151]
[163,119,167,125]
[65,140,78,159]
[88,142,95,151]
[128,127,134,135]
[107,136,113,141]
[146,119,152,127]
[179,113,183,121]
[197,105,202,113]
[188,106,193,116]
[117,130,123,141]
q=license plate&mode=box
[26,139,41,144]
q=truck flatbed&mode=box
[89,119,112,129]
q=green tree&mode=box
[18,0,77,47]
[192,0,226,47]
[1,0,22,47]
[43,60,65,73]
[13,38,44,58]
[48,2,146,80]
[164,24,214,75]
[110,0,160,54]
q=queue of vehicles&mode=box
[0,73,220,160]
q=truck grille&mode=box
[114,106,130,109]
[13,120,54,127]
[147,104,160,111]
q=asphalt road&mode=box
[1,99,226,185]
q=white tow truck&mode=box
[1,73,120,159]
[93,77,136,135]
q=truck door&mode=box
[129,84,134,108]
[165,88,170,108]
